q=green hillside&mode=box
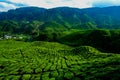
[0,6,120,80]
[0,40,120,80]
[0,6,120,34]
[58,29,120,53]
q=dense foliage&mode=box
[0,40,120,80]
[38,29,120,53]
[0,6,120,80]
[1,29,120,53]
[0,6,120,34]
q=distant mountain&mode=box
[0,6,120,34]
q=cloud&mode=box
[8,0,93,8]
[0,0,120,12]
[0,2,17,12]
[92,0,120,7]
[8,0,120,8]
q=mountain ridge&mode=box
[0,6,120,34]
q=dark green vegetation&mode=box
[30,29,120,53]
[0,6,120,80]
[1,29,120,53]
[1,30,120,80]
[0,6,120,34]
[58,29,120,53]
[0,40,120,80]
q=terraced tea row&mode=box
[0,41,120,80]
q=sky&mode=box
[0,0,120,12]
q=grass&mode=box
[0,40,120,80]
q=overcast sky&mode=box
[0,0,120,12]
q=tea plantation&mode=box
[0,40,120,80]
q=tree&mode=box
[85,30,111,51]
